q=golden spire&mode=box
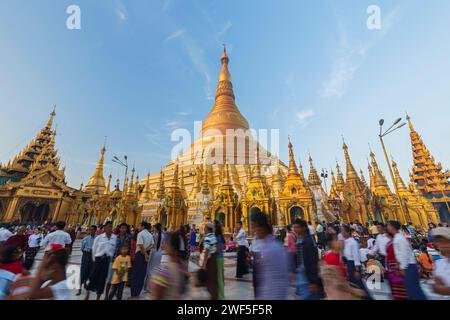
[179,168,188,198]
[140,173,152,202]
[157,169,165,200]
[85,144,106,194]
[370,151,390,189]
[105,174,112,195]
[342,139,359,181]
[392,159,408,192]
[251,147,262,181]
[171,163,179,188]
[287,138,300,177]
[219,45,231,82]
[201,163,211,195]
[298,157,308,187]
[308,155,321,186]
[201,47,249,135]
[336,162,345,193]
[368,161,375,193]
[406,112,414,131]
[360,169,367,186]
[329,170,338,198]
[47,105,56,129]
[135,174,140,196]
[127,167,135,194]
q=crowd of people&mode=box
[0,216,449,300]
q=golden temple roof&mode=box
[407,113,450,196]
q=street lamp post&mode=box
[378,118,409,224]
[112,155,128,190]
[321,169,329,194]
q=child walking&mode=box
[108,244,131,300]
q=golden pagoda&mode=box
[0,108,76,223]
[339,140,372,223]
[407,113,450,222]
[137,49,325,232]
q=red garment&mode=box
[287,232,297,253]
[323,251,347,278]
[130,238,137,262]
[4,235,29,252]
[0,261,25,275]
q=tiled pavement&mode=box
[31,240,448,300]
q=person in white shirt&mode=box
[341,225,372,300]
[315,221,325,248]
[369,223,390,266]
[25,228,44,267]
[85,222,117,300]
[0,224,13,244]
[387,220,427,300]
[235,221,248,278]
[130,221,154,299]
[40,221,72,252]
[307,221,316,241]
[431,227,450,296]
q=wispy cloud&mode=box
[161,0,173,12]
[322,7,402,99]
[177,111,191,116]
[165,120,185,129]
[218,21,233,38]
[164,28,186,43]
[295,109,315,128]
[115,1,128,22]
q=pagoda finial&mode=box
[406,112,414,131]
[47,106,56,128]
[202,46,249,135]
[287,138,299,177]
[392,158,407,191]
[84,143,107,194]
[219,44,231,82]
[171,163,179,187]
[342,138,358,180]
[308,155,321,186]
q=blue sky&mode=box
[1,0,450,189]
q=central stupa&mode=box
[142,48,288,195]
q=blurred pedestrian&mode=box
[28,245,70,300]
[40,221,72,253]
[85,221,116,300]
[341,224,372,300]
[199,222,218,299]
[214,220,226,300]
[251,213,289,300]
[235,221,248,278]
[77,225,96,296]
[387,220,427,300]
[292,219,322,300]
[431,227,450,296]
[130,221,153,299]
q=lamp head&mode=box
[379,119,385,127]
[394,117,402,125]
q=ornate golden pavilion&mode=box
[0,49,445,231]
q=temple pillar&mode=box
[4,197,20,221]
